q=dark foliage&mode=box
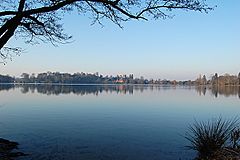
[185,117,240,159]
[0,74,14,83]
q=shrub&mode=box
[185,117,239,159]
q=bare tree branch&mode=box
[0,0,214,62]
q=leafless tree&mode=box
[0,0,213,61]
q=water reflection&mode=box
[195,85,240,98]
[0,84,14,91]
[0,84,240,98]
[1,84,135,95]
[0,84,239,160]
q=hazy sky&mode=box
[1,0,240,80]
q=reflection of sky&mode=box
[0,86,239,159]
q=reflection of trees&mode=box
[239,87,240,99]
[0,84,239,98]
[195,86,207,96]
[0,84,14,91]
[0,84,167,95]
[196,86,240,98]
[16,84,135,96]
[211,86,240,98]
[0,84,164,95]
[218,86,236,97]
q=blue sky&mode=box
[1,0,240,80]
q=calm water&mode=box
[0,84,239,160]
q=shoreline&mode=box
[0,83,240,87]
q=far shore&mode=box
[0,83,240,87]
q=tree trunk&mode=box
[0,17,22,50]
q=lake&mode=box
[0,84,239,160]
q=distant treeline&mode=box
[0,74,14,83]
[195,73,240,86]
[0,72,239,86]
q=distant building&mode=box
[115,79,125,83]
